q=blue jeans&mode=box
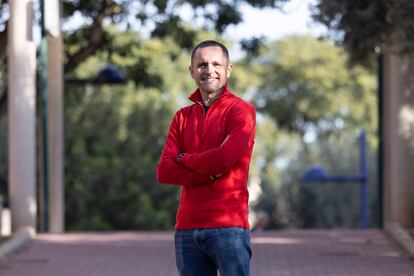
[175,227,251,276]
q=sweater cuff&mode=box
[177,152,191,168]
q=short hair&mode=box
[191,40,230,65]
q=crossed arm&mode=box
[156,104,256,187]
[177,104,256,176]
[156,112,213,187]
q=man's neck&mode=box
[200,88,224,106]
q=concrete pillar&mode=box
[383,41,414,228]
[47,29,64,233]
[7,0,37,232]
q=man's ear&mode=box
[227,63,233,77]
[189,65,195,79]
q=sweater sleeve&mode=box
[156,111,213,187]
[178,102,256,176]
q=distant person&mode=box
[157,40,256,276]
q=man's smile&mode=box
[200,77,219,83]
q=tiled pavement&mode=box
[0,229,413,275]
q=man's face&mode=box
[189,46,232,95]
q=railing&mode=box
[302,130,368,228]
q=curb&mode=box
[385,223,414,259]
[0,227,35,259]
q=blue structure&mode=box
[302,131,368,228]
[95,64,126,84]
[65,64,126,84]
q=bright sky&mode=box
[224,0,325,41]
[221,0,327,59]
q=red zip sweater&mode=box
[157,84,256,230]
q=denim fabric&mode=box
[175,227,251,276]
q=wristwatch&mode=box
[176,153,185,161]
[210,175,219,181]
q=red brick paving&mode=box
[251,230,414,276]
[0,230,413,275]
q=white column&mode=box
[7,0,37,232]
[47,27,64,233]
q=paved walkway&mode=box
[0,229,413,275]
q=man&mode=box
[157,40,256,276]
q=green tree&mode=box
[64,28,195,230]
[311,0,414,65]
[242,35,377,138]
[242,36,378,228]
[61,0,288,73]
[0,0,288,119]
[63,27,237,230]
[252,127,379,229]
[65,83,178,230]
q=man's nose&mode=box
[205,63,214,73]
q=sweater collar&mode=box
[189,83,231,105]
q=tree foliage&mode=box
[0,1,383,230]
[63,28,198,230]
[242,36,378,229]
[61,0,287,73]
[258,131,379,228]
[1,29,380,230]
[311,0,414,65]
[65,83,178,230]
[240,35,377,137]
[0,0,287,115]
